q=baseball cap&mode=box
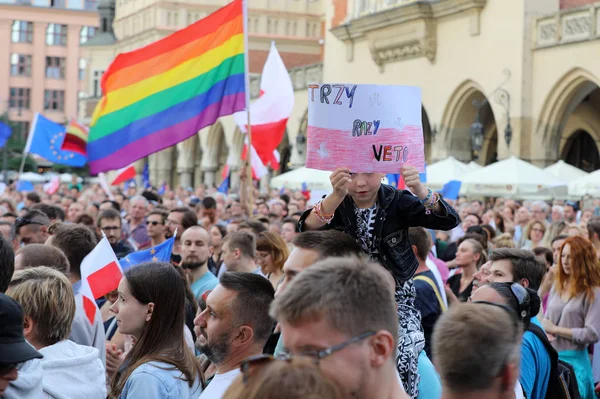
[0,293,43,364]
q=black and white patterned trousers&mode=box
[395,279,425,399]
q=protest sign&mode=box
[305,84,425,173]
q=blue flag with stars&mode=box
[120,236,175,271]
[24,113,86,167]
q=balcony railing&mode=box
[354,0,423,18]
[535,4,600,48]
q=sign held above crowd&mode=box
[305,84,425,174]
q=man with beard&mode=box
[181,226,218,300]
[166,207,198,264]
[195,272,274,398]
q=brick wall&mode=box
[331,0,348,28]
[560,0,597,9]
[249,51,322,73]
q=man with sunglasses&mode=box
[483,249,551,399]
[15,210,50,247]
[97,209,134,258]
[271,257,409,399]
[433,302,522,399]
[146,210,167,248]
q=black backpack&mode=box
[527,323,581,399]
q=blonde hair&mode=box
[492,233,516,249]
[223,357,343,399]
[7,266,75,347]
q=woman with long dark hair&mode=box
[542,236,600,398]
[108,262,203,398]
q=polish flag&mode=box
[110,164,136,186]
[235,42,293,174]
[43,176,60,195]
[79,236,123,324]
[241,140,270,179]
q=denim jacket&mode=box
[298,184,460,283]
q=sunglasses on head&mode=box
[509,282,531,321]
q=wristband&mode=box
[314,201,334,224]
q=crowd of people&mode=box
[0,168,600,398]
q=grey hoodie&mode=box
[3,359,43,399]
[39,340,106,399]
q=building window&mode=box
[50,0,65,7]
[44,90,65,111]
[80,26,96,44]
[102,18,108,32]
[10,54,32,77]
[93,70,104,97]
[11,21,33,43]
[79,58,87,80]
[46,24,67,46]
[9,88,31,109]
[267,18,272,34]
[45,57,66,79]
[84,0,98,11]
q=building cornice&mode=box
[330,0,486,71]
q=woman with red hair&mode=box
[542,236,600,398]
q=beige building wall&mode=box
[0,1,98,139]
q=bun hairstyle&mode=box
[488,282,540,330]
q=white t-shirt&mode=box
[199,369,241,399]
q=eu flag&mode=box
[120,236,175,271]
[0,121,12,148]
[24,113,86,167]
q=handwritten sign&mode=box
[305,84,425,173]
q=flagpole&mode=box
[18,112,37,177]
[242,0,254,216]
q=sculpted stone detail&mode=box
[538,21,557,44]
[535,8,598,48]
[562,14,591,41]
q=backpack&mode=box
[527,323,581,399]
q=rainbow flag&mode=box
[87,0,246,174]
[61,119,89,155]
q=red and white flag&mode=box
[234,42,293,179]
[79,236,123,324]
[110,164,136,186]
[43,175,60,195]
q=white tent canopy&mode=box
[19,172,45,182]
[544,160,588,183]
[568,169,600,197]
[466,161,483,170]
[425,157,472,191]
[270,167,332,191]
[462,156,562,198]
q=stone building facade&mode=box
[82,0,600,188]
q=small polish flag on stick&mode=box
[43,175,60,195]
[110,164,137,186]
[79,235,123,324]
